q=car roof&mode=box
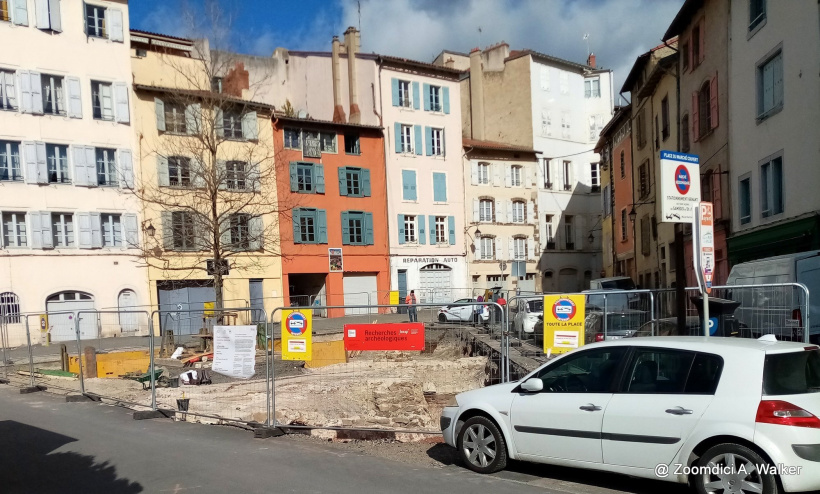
[593,336,817,355]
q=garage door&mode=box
[419,264,452,304]
[46,291,96,342]
[343,274,378,315]
[158,285,215,335]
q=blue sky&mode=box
[130,0,685,92]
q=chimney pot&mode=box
[587,52,596,68]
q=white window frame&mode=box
[480,237,495,260]
[172,211,197,250]
[102,213,122,247]
[545,215,555,246]
[403,215,417,243]
[512,201,525,223]
[230,213,250,249]
[226,161,246,190]
[52,213,75,248]
[91,80,113,121]
[513,237,526,261]
[47,144,70,183]
[590,162,600,189]
[85,3,107,38]
[223,111,243,139]
[400,124,413,153]
[0,140,22,181]
[398,80,412,108]
[41,74,66,116]
[2,212,27,248]
[478,162,490,185]
[479,199,494,222]
[435,216,446,244]
[510,165,522,187]
[95,148,117,186]
[757,48,783,119]
[584,78,600,98]
[284,128,301,149]
[164,103,187,134]
[0,69,17,111]
[431,128,443,156]
[168,156,191,187]
[429,85,442,112]
[759,153,783,218]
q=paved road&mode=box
[0,387,553,494]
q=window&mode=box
[291,162,324,194]
[590,163,600,191]
[102,214,122,247]
[749,0,766,31]
[41,74,65,115]
[757,51,783,118]
[510,166,522,187]
[47,144,70,183]
[340,167,370,197]
[404,215,417,243]
[565,216,574,250]
[52,213,75,248]
[480,237,495,260]
[95,148,117,186]
[344,133,361,155]
[223,111,243,139]
[479,199,494,222]
[625,349,695,393]
[230,214,250,250]
[478,162,490,185]
[619,152,625,179]
[435,216,446,244]
[544,159,552,188]
[85,3,107,38]
[0,0,10,22]
[762,350,820,396]
[400,124,413,153]
[171,211,196,250]
[225,161,246,190]
[562,160,572,190]
[602,186,611,216]
[0,69,17,111]
[654,115,659,150]
[91,81,113,120]
[2,212,27,248]
[164,103,186,134]
[584,78,600,98]
[681,41,690,71]
[545,215,555,249]
[681,115,690,152]
[211,77,223,93]
[398,80,411,107]
[739,176,751,225]
[429,85,442,112]
[284,128,301,149]
[532,347,628,393]
[636,109,646,148]
[641,217,651,256]
[639,160,649,199]
[661,96,670,141]
[512,200,525,223]
[692,22,702,66]
[319,132,336,153]
[698,81,711,137]
[620,209,628,241]
[293,208,327,244]
[430,128,443,156]
[0,140,21,181]
[344,211,365,245]
[561,111,571,138]
[0,292,21,324]
[168,157,191,187]
[513,237,526,260]
[760,155,783,218]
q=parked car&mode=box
[589,276,637,290]
[441,336,820,494]
[584,309,648,343]
[513,298,543,335]
[438,299,489,323]
[629,316,703,338]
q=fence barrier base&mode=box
[133,410,174,420]
[20,385,47,394]
[0,378,9,384]
[66,394,100,403]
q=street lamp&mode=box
[142,221,156,237]
[588,232,595,244]
[628,207,637,223]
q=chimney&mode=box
[587,52,596,68]
[469,47,485,140]
[344,26,361,124]
[444,57,454,68]
[483,42,510,72]
[331,36,346,123]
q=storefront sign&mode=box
[542,294,586,354]
[344,323,425,351]
[399,257,462,264]
[659,151,700,223]
[282,309,312,361]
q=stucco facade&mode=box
[0,0,144,345]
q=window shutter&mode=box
[506,199,513,223]
[292,210,301,243]
[242,111,258,140]
[391,78,399,106]
[698,22,705,64]
[362,168,371,197]
[84,146,96,186]
[35,0,49,29]
[185,103,200,135]
[687,38,694,70]
[35,141,47,184]
[123,213,138,248]
[101,83,113,119]
[418,215,426,245]
[12,0,28,25]
[289,162,298,191]
[72,145,87,186]
[114,82,129,123]
[194,213,209,251]
[216,160,227,190]
[424,126,432,156]
[161,211,173,250]
[23,141,38,184]
[215,107,224,137]
[249,216,263,250]
[442,87,450,114]
[220,216,231,249]
[397,215,405,244]
[77,213,93,249]
[314,164,325,193]
[712,170,722,220]
[412,81,420,110]
[118,149,133,188]
[317,210,328,244]
[47,0,61,31]
[448,216,455,245]
[248,161,261,192]
[495,199,503,222]
[522,167,529,187]
[154,98,165,131]
[402,170,416,201]
[475,236,482,259]
[66,77,82,118]
[3,71,17,110]
[493,163,502,186]
[428,215,436,244]
[365,212,374,245]
[341,212,350,245]
[107,8,124,42]
[29,72,43,114]
[504,164,512,187]
[40,211,53,249]
[433,173,446,202]
[18,71,32,113]
[337,166,348,196]
[508,237,514,260]
[709,74,718,129]
[422,83,430,111]
[528,238,535,260]
[496,237,503,260]
[393,122,401,153]
[527,200,535,224]
[29,212,42,249]
[473,198,479,222]
[471,162,478,185]
[414,125,422,155]
[691,91,700,142]
[192,159,205,189]
[157,155,170,187]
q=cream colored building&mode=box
[0,0,144,345]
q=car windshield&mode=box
[527,300,543,312]
[763,349,820,395]
[598,279,636,290]
[606,313,646,332]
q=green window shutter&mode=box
[317,210,328,244]
[314,164,325,193]
[433,172,447,202]
[289,162,298,192]
[365,212,374,245]
[391,78,399,106]
[414,125,422,156]
[418,215,426,245]
[362,168,371,197]
[397,215,405,245]
[412,82,420,110]
[448,216,456,245]
[394,122,402,153]
[423,83,431,111]
[428,215,436,245]
[443,87,450,114]
[425,126,432,156]
[341,211,350,245]
[292,209,301,243]
[338,166,348,196]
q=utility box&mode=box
[689,296,747,337]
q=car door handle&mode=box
[665,407,694,415]
[579,404,602,412]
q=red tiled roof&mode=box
[130,29,193,44]
[378,55,463,77]
[463,138,538,154]
[273,113,383,131]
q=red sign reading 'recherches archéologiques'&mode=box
[343,323,425,351]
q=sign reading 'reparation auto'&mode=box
[659,151,700,223]
[343,323,425,351]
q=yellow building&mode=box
[129,30,284,329]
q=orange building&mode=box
[273,115,390,317]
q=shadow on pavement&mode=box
[0,420,143,494]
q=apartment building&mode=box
[0,0,143,345]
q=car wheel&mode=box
[438,313,448,323]
[456,415,507,474]
[693,443,779,494]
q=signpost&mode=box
[659,151,701,223]
[344,323,425,351]
[542,294,586,355]
[693,202,714,336]
[281,309,312,361]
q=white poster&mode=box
[212,325,257,379]
[659,150,700,223]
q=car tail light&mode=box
[595,333,605,342]
[756,400,820,428]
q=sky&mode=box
[130,0,685,95]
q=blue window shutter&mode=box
[317,210,328,244]
[448,216,456,245]
[402,170,417,201]
[412,82,420,110]
[338,167,347,196]
[289,162,298,192]
[315,164,325,193]
[418,215,426,245]
[391,78,399,106]
[414,125,422,155]
[425,126,432,156]
[292,210,301,243]
[365,212,374,245]
[397,215,405,244]
[423,83,431,111]
[428,215,436,244]
[394,122,402,153]
[362,168,371,196]
[341,211,350,245]
[443,87,450,114]
[433,172,447,202]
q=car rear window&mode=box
[599,279,637,290]
[527,300,543,312]
[763,349,820,395]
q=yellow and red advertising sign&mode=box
[281,309,312,361]
[542,294,586,355]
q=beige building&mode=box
[0,0,144,345]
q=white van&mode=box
[726,250,820,343]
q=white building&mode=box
[0,0,144,345]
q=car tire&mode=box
[456,415,507,474]
[692,443,779,494]
[438,313,448,323]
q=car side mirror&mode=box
[520,378,544,393]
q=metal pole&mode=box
[1,316,9,381]
[75,312,86,395]
[148,317,157,410]
[25,317,35,388]
[650,291,656,336]
[603,294,608,340]
[703,291,710,337]
[265,320,271,426]
[804,285,811,344]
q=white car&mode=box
[438,299,489,323]
[441,336,820,494]
[513,298,543,335]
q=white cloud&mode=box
[341,0,684,94]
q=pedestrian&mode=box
[405,290,417,322]
[476,294,483,303]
